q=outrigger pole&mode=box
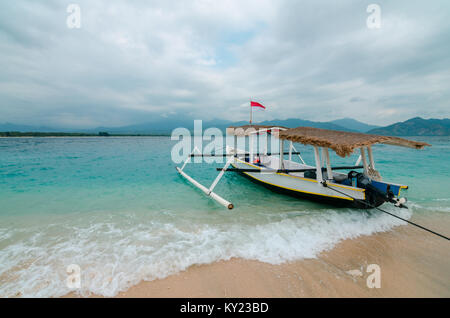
[189,151,301,157]
[176,147,234,209]
[216,165,364,173]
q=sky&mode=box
[0,0,449,128]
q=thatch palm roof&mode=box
[278,126,430,157]
[227,125,430,157]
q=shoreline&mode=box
[66,213,450,298]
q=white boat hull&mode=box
[231,156,369,207]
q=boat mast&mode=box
[249,99,252,125]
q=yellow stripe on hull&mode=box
[231,159,364,201]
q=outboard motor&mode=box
[347,171,408,208]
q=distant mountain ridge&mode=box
[0,117,363,134]
[0,118,362,134]
[256,118,357,132]
[329,118,379,133]
[368,117,450,136]
[0,122,60,133]
[1,116,449,136]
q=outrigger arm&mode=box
[176,147,235,210]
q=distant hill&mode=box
[329,118,379,132]
[0,117,356,135]
[4,117,448,136]
[85,117,357,134]
[257,118,357,132]
[93,118,240,134]
[0,122,60,132]
[368,117,450,136]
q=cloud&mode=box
[0,0,449,128]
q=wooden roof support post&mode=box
[249,134,254,164]
[288,141,293,167]
[233,135,237,163]
[323,147,333,180]
[360,147,368,176]
[367,145,375,170]
[256,132,259,162]
[265,132,268,155]
[279,139,284,169]
[314,146,323,183]
[321,147,326,168]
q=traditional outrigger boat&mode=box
[176,124,430,210]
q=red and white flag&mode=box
[250,101,266,109]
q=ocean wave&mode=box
[0,207,411,297]
[408,202,450,213]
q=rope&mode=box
[321,182,450,241]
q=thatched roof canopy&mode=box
[227,125,287,136]
[278,126,430,157]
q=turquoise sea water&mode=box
[0,136,449,297]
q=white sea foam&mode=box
[408,202,450,213]
[0,207,412,297]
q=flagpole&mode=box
[250,99,252,125]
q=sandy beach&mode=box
[65,212,450,298]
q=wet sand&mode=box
[67,213,450,298]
